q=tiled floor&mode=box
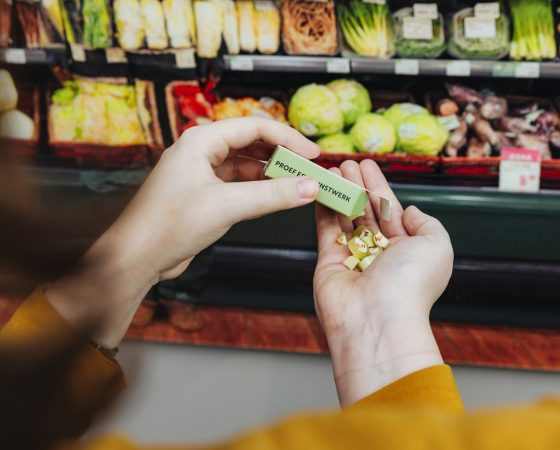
[1,297,559,371]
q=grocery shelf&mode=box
[0,48,66,65]
[223,54,560,79]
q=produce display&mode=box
[14,0,68,48]
[327,79,371,127]
[214,97,287,122]
[350,113,396,154]
[317,133,355,154]
[337,0,393,58]
[281,0,338,56]
[0,70,35,141]
[0,0,12,47]
[439,84,559,159]
[393,7,445,58]
[509,0,556,61]
[448,7,510,60]
[338,226,390,272]
[49,79,154,145]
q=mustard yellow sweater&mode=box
[2,288,559,450]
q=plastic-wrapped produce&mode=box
[114,0,144,50]
[141,0,168,49]
[281,0,338,56]
[393,7,445,58]
[448,7,510,60]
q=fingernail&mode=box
[297,178,319,199]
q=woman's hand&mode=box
[313,160,453,407]
[47,118,320,348]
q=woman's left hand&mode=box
[47,118,320,348]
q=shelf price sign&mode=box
[395,59,419,75]
[106,47,127,64]
[70,44,86,62]
[175,48,196,69]
[499,147,541,193]
[446,60,471,77]
[326,58,350,74]
[4,49,26,64]
[230,56,254,71]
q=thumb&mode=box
[403,205,448,239]
[220,177,319,224]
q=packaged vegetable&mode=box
[327,79,371,127]
[82,0,112,48]
[195,0,224,57]
[337,0,393,58]
[317,133,356,154]
[397,113,448,156]
[237,0,256,52]
[350,113,396,154]
[141,0,169,49]
[222,0,240,54]
[114,0,145,50]
[383,103,428,130]
[510,0,556,61]
[448,7,510,60]
[163,0,194,48]
[281,0,338,56]
[288,84,343,137]
[255,1,280,54]
[393,7,445,58]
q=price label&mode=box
[492,62,515,77]
[499,147,541,193]
[70,44,86,62]
[515,62,540,79]
[175,48,196,68]
[106,47,127,63]
[4,49,26,64]
[464,17,496,39]
[326,58,350,74]
[446,60,471,77]
[230,56,254,71]
[413,3,438,19]
[474,2,500,19]
[438,115,461,131]
[254,0,275,10]
[395,59,419,75]
[362,0,386,4]
[402,17,433,40]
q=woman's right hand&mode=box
[313,160,454,407]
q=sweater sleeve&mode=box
[0,287,126,443]
[348,365,464,415]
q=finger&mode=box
[359,159,407,237]
[181,117,320,167]
[329,167,353,235]
[339,160,379,232]
[219,176,319,224]
[315,203,341,254]
[403,205,449,240]
[214,159,266,182]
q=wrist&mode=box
[327,311,443,407]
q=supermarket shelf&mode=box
[223,54,560,79]
[0,48,66,65]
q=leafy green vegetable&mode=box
[383,103,428,130]
[82,0,111,48]
[327,79,371,127]
[397,114,448,156]
[448,7,510,59]
[350,113,396,154]
[288,84,344,137]
[337,0,394,58]
[317,133,356,154]
[510,0,556,60]
[393,7,446,58]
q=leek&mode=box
[510,0,556,61]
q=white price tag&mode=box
[413,3,438,19]
[4,49,26,64]
[464,17,496,39]
[326,58,350,74]
[70,44,86,62]
[175,48,196,68]
[395,59,419,75]
[515,62,540,79]
[446,60,471,76]
[362,0,385,4]
[402,17,433,40]
[474,2,500,19]
[438,115,461,131]
[230,56,254,71]
[106,47,127,63]
[255,0,275,10]
[499,147,541,193]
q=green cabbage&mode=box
[317,133,356,154]
[327,79,372,127]
[397,114,448,156]
[383,103,428,129]
[350,113,396,154]
[288,84,344,137]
